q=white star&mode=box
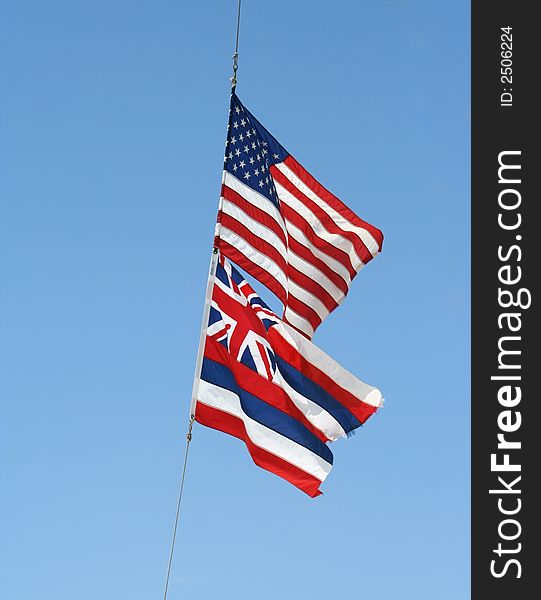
[235,148,241,157]
[244,171,251,180]
[244,145,249,153]
[265,177,269,184]
[249,157,255,164]
[251,142,257,150]
[233,163,238,171]
[254,168,259,176]
[259,180,264,188]
[235,106,241,114]
[228,152,233,159]
[233,121,239,129]
[262,141,268,147]
[239,133,244,141]
[256,153,261,161]
[230,136,237,145]
[252,129,256,135]
[273,153,279,159]
[246,130,252,138]
[241,118,246,126]
[239,160,246,168]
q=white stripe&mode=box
[283,306,315,338]
[287,249,345,305]
[273,370,347,442]
[198,379,331,482]
[276,162,380,257]
[274,179,364,271]
[223,171,353,320]
[219,226,288,295]
[221,217,334,324]
[288,280,330,322]
[223,171,287,236]
[277,323,383,408]
[221,198,288,260]
[225,169,356,288]
[285,219,353,287]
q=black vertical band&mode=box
[472,2,539,597]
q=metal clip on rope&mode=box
[231,0,241,89]
[231,52,239,88]
[187,414,195,442]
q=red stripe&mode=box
[280,201,357,278]
[282,316,312,340]
[205,337,329,443]
[218,235,329,335]
[221,206,340,314]
[219,212,288,274]
[223,175,354,299]
[287,263,338,313]
[284,295,322,333]
[217,239,288,305]
[287,234,350,297]
[195,402,323,497]
[272,165,374,265]
[284,155,384,250]
[221,184,287,247]
[268,328,378,425]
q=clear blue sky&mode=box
[1,1,470,598]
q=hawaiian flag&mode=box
[216,93,384,339]
[195,256,382,497]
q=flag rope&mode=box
[161,248,219,600]
[160,246,220,600]
[162,415,195,600]
[161,5,243,596]
[231,0,242,89]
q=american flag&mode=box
[215,93,384,339]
